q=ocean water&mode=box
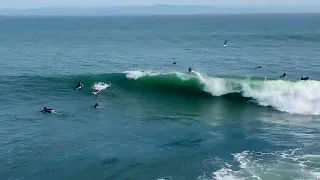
[0,14,320,180]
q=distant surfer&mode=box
[41,107,54,114]
[75,83,84,89]
[166,62,177,66]
[188,67,192,73]
[255,66,262,69]
[94,103,99,109]
[222,40,228,46]
[301,77,309,80]
[280,73,286,78]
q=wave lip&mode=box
[124,70,320,116]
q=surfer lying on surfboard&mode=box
[166,62,177,66]
[41,107,55,114]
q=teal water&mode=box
[0,14,320,180]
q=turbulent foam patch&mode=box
[124,70,161,80]
[123,70,320,115]
[198,149,320,180]
[92,82,111,92]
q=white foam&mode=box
[124,70,160,80]
[210,149,320,180]
[92,82,110,92]
[241,80,320,115]
[212,167,237,180]
[311,171,320,179]
[195,73,320,115]
[195,72,232,96]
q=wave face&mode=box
[124,71,320,115]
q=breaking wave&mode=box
[124,71,320,115]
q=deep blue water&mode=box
[0,14,320,180]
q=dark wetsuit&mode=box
[280,73,286,78]
[76,83,83,89]
[94,103,99,108]
[41,107,54,113]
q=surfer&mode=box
[75,82,84,89]
[41,107,54,114]
[166,62,177,66]
[301,77,309,80]
[222,40,228,46]
[188,67,192,73]
[94,103,99,109]
[255,66,262,69]
[280,73,286,78]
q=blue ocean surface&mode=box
[0,14,320,180]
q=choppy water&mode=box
[0,14,320,180]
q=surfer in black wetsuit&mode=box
[188,67,192,73]
[301,77,309,80]
[255,66,262,69]
[280,73,286,78]
[94,103,99,109]
[166,62,177,66]
[75,82,84,89]
[41,107,54,113]
[223,40,228,46]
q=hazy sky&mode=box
[1,0,320,8]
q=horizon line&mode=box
[2,4,320,9]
